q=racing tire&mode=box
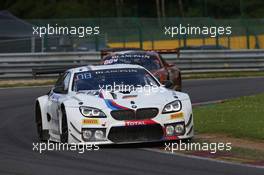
[60,106,69,143]
[35,103,45,141]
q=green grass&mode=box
[194,93,264,140]
[188,139,264,162]
[231,147,264,161]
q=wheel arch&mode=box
[59,103,67,134]
[36,95,49,130]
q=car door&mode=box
[47,72,71,132]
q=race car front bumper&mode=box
[68,118,193,144]
[66,100,193,144]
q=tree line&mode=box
[0,0,263,19]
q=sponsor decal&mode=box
[82,119,99,125]
[76,73,92,80]
[170,112,184,120]
[50,93,62,101]
[104,58,118,65]
[125,119,157,126]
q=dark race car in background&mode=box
[101,48,182,91]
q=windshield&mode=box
[103,53,161,71]
[72,68,159,91]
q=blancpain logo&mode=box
[126,121,145,126]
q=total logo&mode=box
[125,121,145,126]
[125,120,156,126]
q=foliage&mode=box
[0,0,263,19]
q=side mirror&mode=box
[155,75,161,82]
[53,86,67,94]
[164,80,173,88]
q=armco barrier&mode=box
[0,50,264,79]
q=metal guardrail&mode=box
[0,50,264,79]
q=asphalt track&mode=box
[0,77,264,175]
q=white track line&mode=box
[142,148,264,169]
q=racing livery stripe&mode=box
[164,135,179,140]
[110,100,130,110]
[99,91,130,110]
[104,99,130,110]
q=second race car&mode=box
[101,48,182,91]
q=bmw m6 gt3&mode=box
[35,64,193,144]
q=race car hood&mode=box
[68,87,190,109]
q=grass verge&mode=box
[231,147,264,162]
[192,93,264,165]
[187,138,264,165]
[194,93,264,140]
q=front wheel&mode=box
[60,106,69,143]
[35,103,45,141]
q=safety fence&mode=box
[0,49,264,79]
[1,18,264,53]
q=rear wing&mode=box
[32,66,78,79]
[100,48,180,59]
[32,67,67,79]
[146,49,180,58]
[100,48,141,59]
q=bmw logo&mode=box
[132,105,137,109]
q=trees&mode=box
[155,0,166,18]
[0,0,263,19]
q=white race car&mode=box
[35,64,193,144]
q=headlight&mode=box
[175,124,185,134]
[164,122,185,136]
[162,100,182,113]
[94,130,104,140]
[82,129,106,141]
[82,130,92,140]
[79,106,106,118]
[165,125,175,136]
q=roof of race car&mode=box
[108,50,158,56]
[69,64,145,73]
